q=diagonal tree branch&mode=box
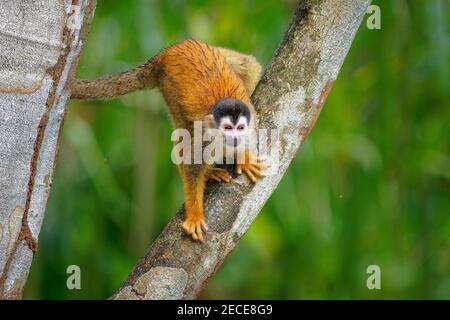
[113,0,371,300]
[0,0,96,299]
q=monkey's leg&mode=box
[205,167,232,183]
[180,164,209,242]
[236,149,268,183]
[215,47,262,95]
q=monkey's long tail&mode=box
[70,56,161,100]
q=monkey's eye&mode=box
[237,125,245,130]
[224,125,232,130]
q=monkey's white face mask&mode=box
[218,115,249,147]
[202,114,257,165]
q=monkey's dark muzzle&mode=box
[225,136,242,147]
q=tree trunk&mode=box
[0,0,96,299]
[113,0,371,300]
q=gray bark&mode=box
[0,0,96,299]
[113,0,371,300]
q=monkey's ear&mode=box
[202,114,216,129]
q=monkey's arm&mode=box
[215,47,262,96]
[180,164,209,241]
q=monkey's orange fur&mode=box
[71,39,263,242]
[159,40,251,126]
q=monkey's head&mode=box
[210,98,252,147]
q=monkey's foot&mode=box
[236,155,269,183]
[206,167,232,183]
[182,217,208,242]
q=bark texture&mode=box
[113,0,371,300]
[0,0,96,299]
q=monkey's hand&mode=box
[206,167,232,183]
[236,150,268,183]
[182,216,208,242]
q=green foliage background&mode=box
[25,0,449,299]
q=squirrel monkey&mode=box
[71,40,267,242]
